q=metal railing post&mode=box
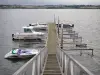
[38,55,40,75]
[63,54,65,73]
[60,51,62,66]
[70,61,74,75]
[58,16,60,35]
[67,59,71,75]
[61,23,63,49]
[92,49,94,56]
[61,51,63,68]
[35,58,38,75]
[64,55,66,75]
[40,53,41,73]
[57,49,94,75]
[32,61,35,75]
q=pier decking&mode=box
[43,23,61,75]
[47,23,57,54]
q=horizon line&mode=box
[0,4,100,6]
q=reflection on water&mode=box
[12,41,45,48]
[6,58,29,63]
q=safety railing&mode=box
[56,48,94,75]
[63,48,94,56]
[56,22,94,75]
[13,48,48,75]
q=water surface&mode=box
[0,9,100,75]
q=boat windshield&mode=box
[12,49,18,54]
[24,28,32,33]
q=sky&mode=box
[0,0,100,5]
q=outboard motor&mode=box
[29,24,32,26]
[72,24,74,27]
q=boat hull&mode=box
[4,49,39,59]
[12,33,45,40]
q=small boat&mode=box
[12,26,45,40]
[4,48,39,59]
[56,23,74,28]
[29,23,47,31]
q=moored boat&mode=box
[29,23,47,31]
[12,26,45,40]
[4,48,39,59]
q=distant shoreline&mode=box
[0,5,100,9]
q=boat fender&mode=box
[12,34,14,37]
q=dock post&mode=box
[61,23,63,49]
[58,16,60,35]
[92,49,94,56]
[54,14,56,24]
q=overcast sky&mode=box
[0,0,100,5]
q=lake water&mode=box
[0,9,100,75]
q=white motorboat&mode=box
[29,23,47,31]
[12,26,45,40]
[4,48,39,59]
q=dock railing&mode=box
[56,23,94,75]
[63,48,94,56]
[13,48,48,75]
[56,48,94,75]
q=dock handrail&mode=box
[56,23,94,75]
[56,48,94,75]
[13,47,48,75]
[63,48,94,56]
